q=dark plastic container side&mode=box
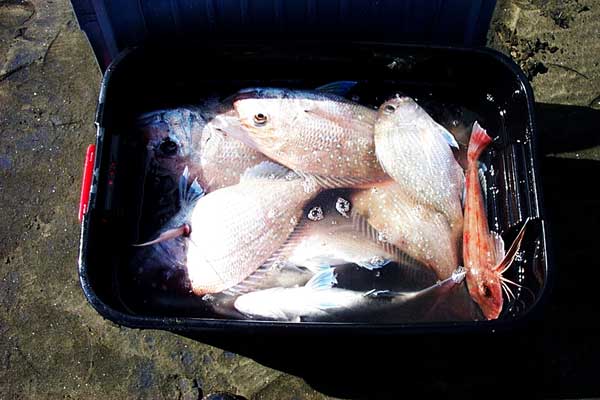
[70,0,497,71]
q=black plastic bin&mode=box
[77,39,550,334]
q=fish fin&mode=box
[223,260,310,295]
[225,217,316,295]
[315,81,358,96]
[179,166,189,202]
[451,266,467,283]
[305,267,337,290]
[132,225,188,247]
[350,209,439,283]
[350,211,404,262]
[491,231,506,265]
[493,219,530,274]
[264,217,314,263]
[364,289,401,299]
[241,161,296,182]
[366,267,466,300]
[179,166,205,206]
[438,126,460,149]
[478,162,488,205]
[467,121,493,163]
[356,258,391,270]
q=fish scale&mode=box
[186,162,320,294]
[351,181,458,279]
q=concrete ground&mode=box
[0,0,599,398]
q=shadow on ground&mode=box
[178,103,600,399]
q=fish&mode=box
[184,161,321,294]
[202,262,316,319]
[211,87,389,188]
[135,162,320,295]
[462,122,529,320]
[275,192,438,287]
[233,266,467,322]
[129,167,205,294]
[137,101,270,192]
[350,180,458,279]
[373,96,465,240]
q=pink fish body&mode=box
[463,122,528,320]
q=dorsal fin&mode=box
[220,261,311,296]
[349,210,407,264]
[315,81,358,96]
[220,215,316,295]
[296,172,384,190]
[305,268,337,290]
[350,210,439,282]
[258,217,318,270]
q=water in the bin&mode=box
[126,82,534,323]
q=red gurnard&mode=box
[463,122,528,320]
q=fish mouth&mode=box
[209,111,260,148]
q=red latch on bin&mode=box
[79,144,96,222]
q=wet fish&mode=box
[184,162,320,294]
[202,262,316,319]
[463,122,529,320]
[137,101,270,192]
[276,193,437,287]
[135,162,320,294]
[373,96,464,238]
[234,266,466,322]
[129,167,205,294]
[212,87,389,188]
[350,181,458,279]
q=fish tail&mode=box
[467,122,493,163]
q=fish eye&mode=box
[482,284,492,298]
[159,138,178,156]
[383,104,396,114]
[253,113,268,126]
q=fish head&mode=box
[141,108,202,158]
[466,267,503,320]
[376,95,419,131]
[231,88,290,149]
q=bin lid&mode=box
[70,0,496,71]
